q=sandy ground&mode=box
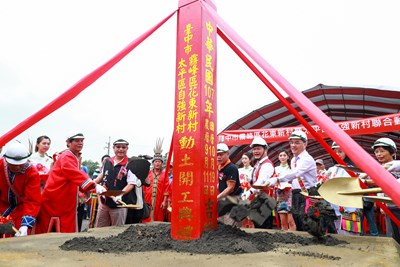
[0,223,399,267]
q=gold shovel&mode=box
[100,190,126,197]
[318,177,393,208]
[115,199,141,209]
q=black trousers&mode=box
[292,189,306,231]
[125,209,144,224]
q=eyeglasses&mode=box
[289,141,303,146]
[115,146,128,149]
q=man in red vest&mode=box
[248,137,275,228]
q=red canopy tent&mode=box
[218,84,400,167]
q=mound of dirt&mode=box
[60,223,347,258]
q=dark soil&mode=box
[60,223,347,260]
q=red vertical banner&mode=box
[171,0,218,240]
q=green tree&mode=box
[82,160,100,177]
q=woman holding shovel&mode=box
[367,138,400,243]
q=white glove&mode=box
[387,161,400,172]
[241,190,252,200]
[95,184,107,194]
[112,195,122,204]
[15,226,28,237]
[269,178,278,186]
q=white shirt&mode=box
[275,164,292,189]
[276,150,317,189]
[326,165,351,179]
[238,165,254,184]
[29,152,54,173]
[127,169,139,185]
[252,156,275,187]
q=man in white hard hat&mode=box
[248,136,276,228]
[272,130,317,231]
[36,132,107,234]
[0,141,41,237]
[216,143,241,227]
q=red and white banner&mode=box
[218,111,400,146]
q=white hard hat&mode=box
[250,136,268,148]
[372,138,397,152]
[331,141,340,149]
[4,142,31,165]
[217,143,229,153]
[289,130,307,142]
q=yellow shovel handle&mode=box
[338,187,382,195]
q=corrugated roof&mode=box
[223,84,400,168]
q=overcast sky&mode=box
[1,0,399,162]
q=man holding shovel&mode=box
[94,139,141,227]
[216,143,241,227]
[0,141,41,237]
[270,130,318,231]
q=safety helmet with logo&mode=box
[288,130,307,142]
[250,136,268,148]
[372,138,397,152]
[4,142,31,165]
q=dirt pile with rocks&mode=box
[60,223,347,260]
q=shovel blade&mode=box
[0,222,16,235]
[318,177,363,208]
[218,197,236,217]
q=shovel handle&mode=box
[12,226,21,235]
[117,199,128,206]
[338,187,383,195]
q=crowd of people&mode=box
[216,131,400,244]
[0,133,171,238]
[1,130,399,245]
